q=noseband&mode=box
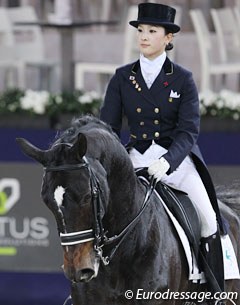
[44,155,156,265]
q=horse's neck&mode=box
[105,170,150,238]
[105,177,171,265]
[96,139,158,235]
[108,166,139,209]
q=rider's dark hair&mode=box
[165,28,174,51]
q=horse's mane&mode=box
[52,115,119,146]
[50,115,133,174]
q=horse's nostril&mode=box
[77,268,95,282]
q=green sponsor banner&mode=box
[0,247,17,255]
[0,163,62,272]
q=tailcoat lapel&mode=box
[149,57,180,103]
[125,57,180,107]
[126,60,157,107]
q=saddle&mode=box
[136,169,240,295]
[136,168,201,262]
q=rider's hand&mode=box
[148,157,170,182]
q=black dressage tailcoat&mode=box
[100,57,224,232]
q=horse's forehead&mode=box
[42,171,89,208]
[46,144,74,165]
[54,186,65,207]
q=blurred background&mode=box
[0,1,239,304]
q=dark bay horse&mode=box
[17,116,240,305]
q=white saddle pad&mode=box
[154,188,240,283]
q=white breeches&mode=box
[129,141,217,237]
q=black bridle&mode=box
[44,156,156,265]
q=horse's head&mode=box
[16,120,112,283]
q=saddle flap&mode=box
[156,182,201,259]
[136,168,201,259]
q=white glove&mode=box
[148,157,170,182]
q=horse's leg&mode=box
[224,230,240,305]
[225,281,240,305]
[219,201,240,304]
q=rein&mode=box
[103,175,156,262]
[44,157,156,265]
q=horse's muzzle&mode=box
[63,242,100,282]
[76,267,97,282]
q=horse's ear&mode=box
[70,133,87,159]
[16,138,46,165]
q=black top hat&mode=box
[129,3,180,33]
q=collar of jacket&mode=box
[131,56,173,75]
[125,57,177,107]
